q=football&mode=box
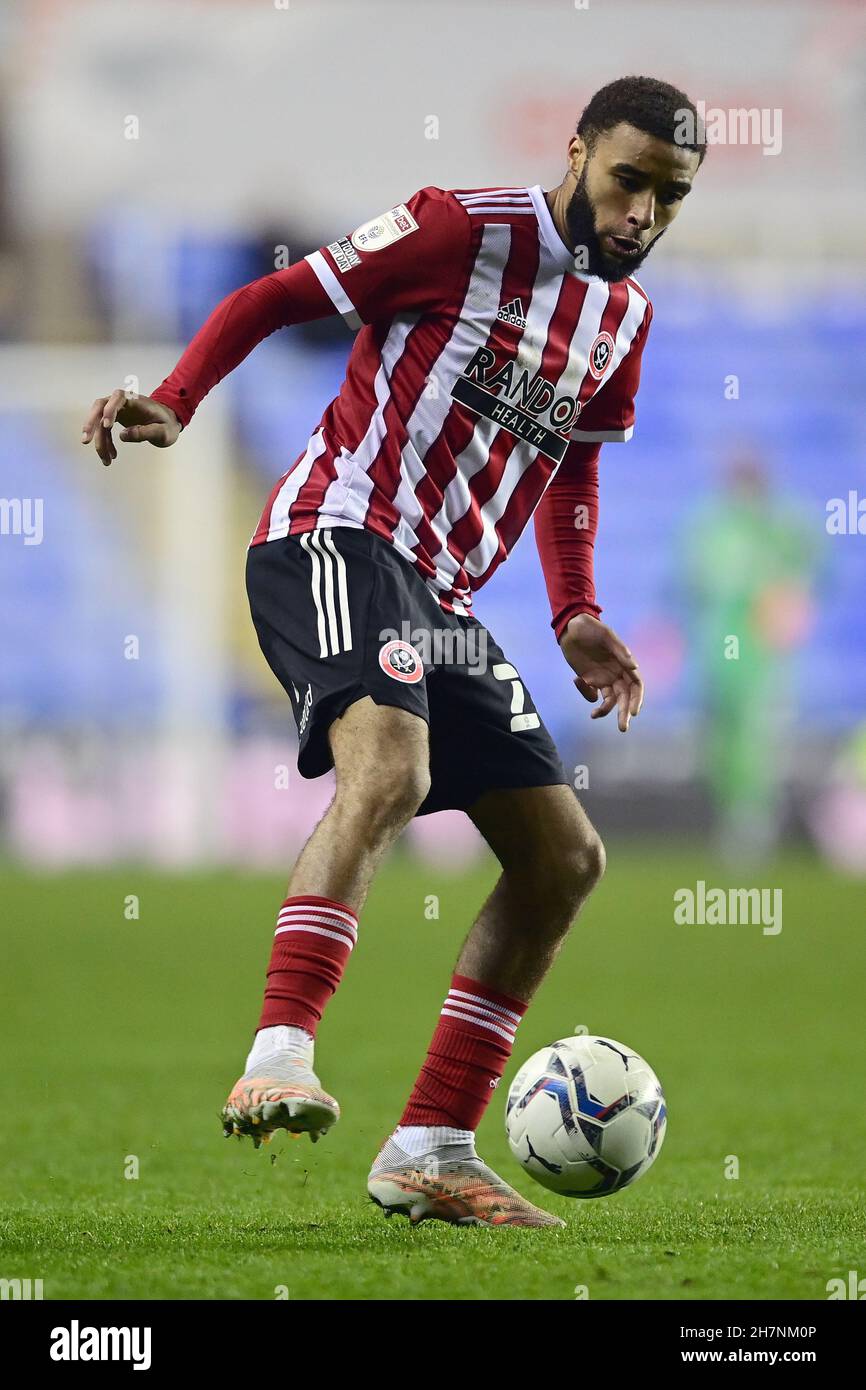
[505,1035,667,1197]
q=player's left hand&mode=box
[81,389,181,466]
[560,613,644,732]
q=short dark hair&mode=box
[577,75,706,163]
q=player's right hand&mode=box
[81,389,181,466]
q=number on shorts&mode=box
[492,662,540,733]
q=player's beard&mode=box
[565,168,665,282]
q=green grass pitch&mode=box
[1,847,863,1301]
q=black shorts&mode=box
[246,527,568,816]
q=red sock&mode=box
[257,895,358,1037]
[400,974,527,1131]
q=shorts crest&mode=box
[378,639,424,684]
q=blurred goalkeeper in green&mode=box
[683,452,819,863]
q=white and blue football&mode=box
[505,1035,667,1197]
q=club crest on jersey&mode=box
[588,331,615,380]
[450,347,582,465]
[378,639,424,684]
[350,204,419,253]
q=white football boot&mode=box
[367,1134,564,1227]
[222,1051,339,1147]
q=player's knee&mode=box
[336,758,430,835]
[576,830,606,892]
[554,829,606,910]
[377,761,432,826]
[330,699,430,832]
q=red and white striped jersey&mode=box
[252,185,652,616]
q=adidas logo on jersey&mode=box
[497,297,527,329]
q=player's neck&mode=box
[544,181,576,256]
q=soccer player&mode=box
[82,76,704,1227]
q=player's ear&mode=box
[567,133,588,178]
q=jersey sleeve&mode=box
[149,260,335,428]
[569,296,653,444]
[534,441,603,640]
[303,186,472,328]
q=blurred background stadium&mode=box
[1,0,864,872]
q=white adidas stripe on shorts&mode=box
[299,529,353,658]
